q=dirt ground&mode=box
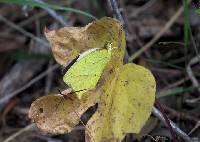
[0,0,199,142]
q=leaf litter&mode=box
[29,17,156,142]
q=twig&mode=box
[130,0,157,18]
[188,121,200,135]
[33,0,68,26]
[186,55,200,92]
[3,124,36,142]
[185,97,200,104]
[155,100,177,142]
[5,11,47,33]
[108,0,129,35]
[128,5,184,61]
[108,0,125,28]
[107,0,129,63]
[163,105,199,123]
[0,64,59,105]
[162,76,190,90]
[189,24,200,64]
[34,135,63,142]
[45,60,54,94]
[152,107,193,142]
[0,15,48,47]
[108,1,193,141]
[3,124,86,142]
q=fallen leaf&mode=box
[30,17,125,135]
[29,89,99,134]
[86,63,156,142]
[45,17,125,66]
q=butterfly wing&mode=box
[63,49,111,99]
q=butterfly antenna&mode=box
[57,88,65,95]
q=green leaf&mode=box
[0,0,96,19]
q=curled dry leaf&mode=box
[29,89,99,134]
[30,17,125,135]
[45,17,125,66]
[86,64,156,142]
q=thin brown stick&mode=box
[186,55,200,92]
[163,105,199,123]
[107,0,130,63]
[155,100,177,142]
[0,15,48,47]
[108,0,128,34]
[162,76,190,90]
[3,124,36,142]
[128,5,184,61]
[152,107,193,142]
[45,60,54,94]
[0,64,59,105]
[188,121,200,135]
[33,0,68,26]
[5,11,47,33]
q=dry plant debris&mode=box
[29,17,156,142]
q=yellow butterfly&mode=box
[63,48,111,99]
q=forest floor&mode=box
[0,0,199,142]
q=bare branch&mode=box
[108,0,129,35]
[0,64,59,105]
[3,124,36,142]
[33,0,68,26]
[0,15,48,47]
[108,1,194,141]
[152,107,193,142]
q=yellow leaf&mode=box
[30,17,126,135]
[29,89,99,134]
[45,17,125,66]
[63,49,111,99]
[31,17,156,142]
[86,63,156,142]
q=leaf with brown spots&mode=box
[86,64,156,142]
[29,89,99,134]
[45,17,125,66]
[29,17,125,135]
